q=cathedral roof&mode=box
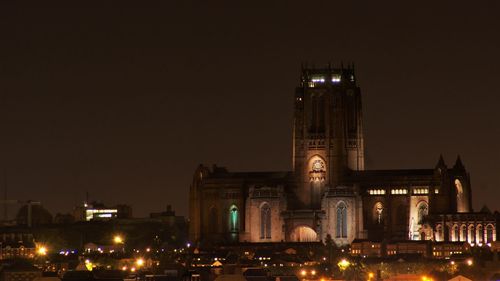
[347,169,436,185]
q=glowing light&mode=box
[300,270,307,276]
[37,246,48,256]
[466,259,473,266]
[121,266,127,271]
[113,235,124,244]
[131,267,136,272]
[136,258,145,267]
[368,272,374,279]
[84,260,93,271]
[311,270,316,276]
[337,259,350,271]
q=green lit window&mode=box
[229,205,238,232]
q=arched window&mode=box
[486,225,494,243]
[453,225,459,242]
[476,225,483,244]
[229,205,238,232]
[460,225,467,242]
[209,207,218,234]
[417,202,428,224]
[435,225,442,242]
[260,203,271,239]
[468,225,475,244]
[336,202,347,238]
[373,202,384,224]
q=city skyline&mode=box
[0,2,499,217]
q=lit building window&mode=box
[368,189,386,195]
[413,188,429,195]
[417,202,428,224]
[229,205,238,232]
[331,74,341,83]
[391,189,408,195]
[311,76,325,83]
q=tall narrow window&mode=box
[468,225,475,244]
[209,207,218,234]
[260,203,271,239]
[417,203,428,224]
[436,225,442,242]
[229,205,238,232]
[476,225,483,244]
[453,225,459,242]
[336,202,347,238]
[460,225,467,242]
[486,225,494,243]
[374,202,384,225]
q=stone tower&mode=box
[292,64,365,209]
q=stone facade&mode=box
[189,65,495,247]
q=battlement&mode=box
[300,63,357,87]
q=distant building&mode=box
[386,241,430,258]
[189,65,496,247]
[0,262,41,281]
[350,239,382,257]
[0,230,36,259]
[73,202,132,221]
[432,241,471,259]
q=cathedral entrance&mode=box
[290,226,317,242]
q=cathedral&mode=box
[189,65,496,247]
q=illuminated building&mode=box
[73,202,132,221]
[189,64,497,246]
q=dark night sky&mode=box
[0,2,499,218]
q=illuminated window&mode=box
[311,76,325,83]
[229,205,238,232]
[453,225,459,242]
[476,225,483,244]
[331,74,341,83]
[486,225,494,243]
[373,202,384,224]
[368,189,386,195]
[460,225,467,242]
[413,188,429,195]
[391,189,408,195]
[417,202,428,224]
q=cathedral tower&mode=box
[292,65,365,209]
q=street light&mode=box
[37,246,47,256]
[113,235,124,244]
[136,258,145,267]
[337,259,351,271]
